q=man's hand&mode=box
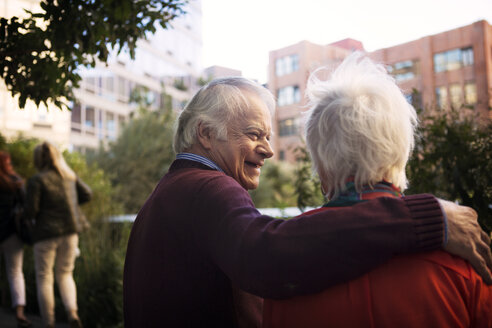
[440,199,492,284]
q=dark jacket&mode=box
[0,175,24,243]
[24,170,92,243]
[123,159,444,327]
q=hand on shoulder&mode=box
[440,199,492,284]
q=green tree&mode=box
[407,108,492,233]
[293,143,324,211]
[92,91,176,213]
[197,75,212,87]
[0,0,187,109]
[249,161,297,209]
[0,134,39,178]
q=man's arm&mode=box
[193,176,492,298]
[193,177,442,298]
[439,199,492,284]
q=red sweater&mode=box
[264,194,492,328]
[123,160,445,327]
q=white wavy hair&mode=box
[305,52,418,197]
[173,77,275,153]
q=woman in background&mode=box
[24,142,91,328]
[263,53,492,327]
[0,151,31,327]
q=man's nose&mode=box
[258,139,274,158]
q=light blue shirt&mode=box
[176,153,224,172]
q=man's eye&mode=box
[249,133,259,140]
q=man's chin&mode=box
[244,179,260,191]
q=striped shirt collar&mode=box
[324,180,402,208]
[337,180,402,200]
[175,153,224,172]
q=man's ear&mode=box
[196,122,213,150]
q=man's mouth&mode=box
[245,161,262,169]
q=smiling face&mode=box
[207,93,274,190]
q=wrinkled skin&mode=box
[199,93,274,190]
[440,199,492,284]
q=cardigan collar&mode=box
[324,181,402,208]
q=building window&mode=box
[464,82,477,105]
[71,103,81,133]
[97,109,104,140]
[118,115,126,130]
[449,83,463,109]
[106,112,116,139]
[279,150,285,161]
[85,106,95,128]
[277,86,301,106]
[276,54,299,76]
[387,60,419,82]
[71,103,81,124]
[462,47,474,66]
[278,118,298,137]
[105,76,114,93]
[117,77,127,98]
[434,47,474,73]
[435,86,448,109]
[405,90,422,109]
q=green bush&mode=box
[293,143,324,211]
[75,221,131,328]
[406,108,492,233]
[91,107,176,214]
[249,160,297,208]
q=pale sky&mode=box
[202,0,492,84]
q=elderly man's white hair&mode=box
[173,77,275,153]
[305,52,418,198]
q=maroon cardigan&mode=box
[123,159,444,327]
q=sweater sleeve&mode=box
[191,175,444,299]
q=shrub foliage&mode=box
[406,108,492,233]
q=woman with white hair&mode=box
[24,142,92,328]
[263,53,492,327]
[124,76,490,327]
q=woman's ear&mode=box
[196,122,213,150]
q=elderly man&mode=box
[123,77,491,327]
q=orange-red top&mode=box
[263,184,492,328]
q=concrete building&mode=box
[71,1,203,153]
[0,0,71,149]
[269,21,492,163]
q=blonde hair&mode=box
[305,52,417,197]
[34,141,77,181]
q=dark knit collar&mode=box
[324,181,402,208]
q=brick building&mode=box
[269,20,492,162]
[370,20,491,121]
